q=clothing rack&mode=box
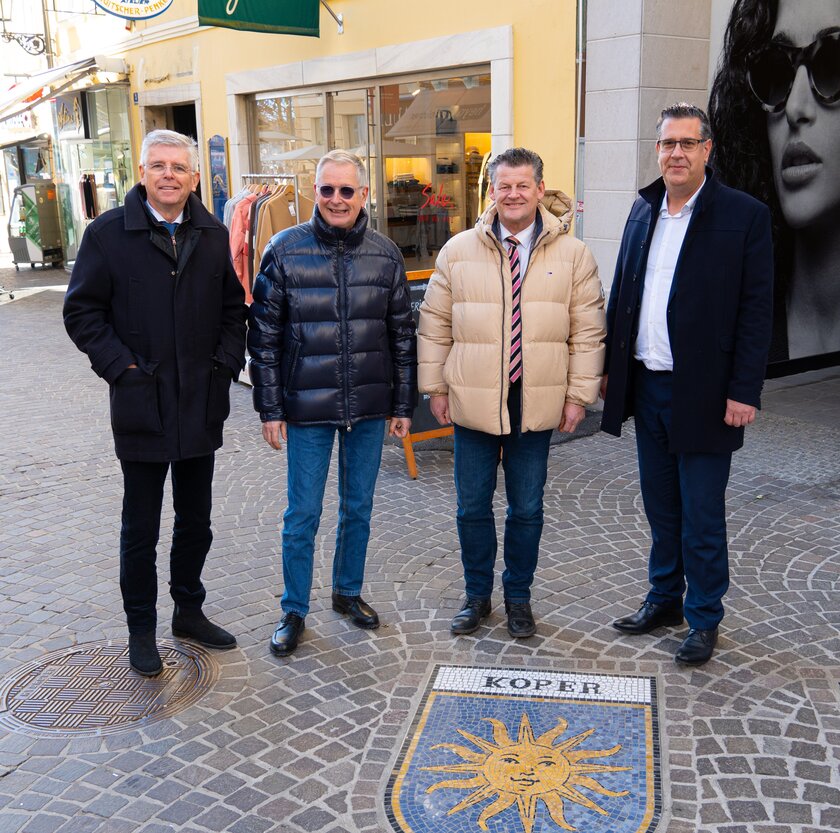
[241,173,302,222]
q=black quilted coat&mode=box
[248,207,417,426]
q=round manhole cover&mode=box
[0,639,220,737]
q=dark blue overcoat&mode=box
[601,168,773,454]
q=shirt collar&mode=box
[659,177,706,219]
[499,219,536,249]
[145,200,184,226]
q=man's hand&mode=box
[389,417,412,438]
[262,420,287,449]
[430,394,450,426]
[600,373,608,401]
[558,402,586,433]
[724,399,756,428]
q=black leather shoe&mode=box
[612,601,684,635]
[331,593,380,629]
[129,632,162,677]
[675,628,718,666]
[270,612,305,656]
[505,601,536,638]
[172,606,237,649]
[450,597,492,635]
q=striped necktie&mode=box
[507,235,522,383]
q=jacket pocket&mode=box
[206,357,233,427]
[110,364,163,435]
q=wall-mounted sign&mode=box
[197,0,319,36]
[208,134,229,223]
[93,0,174,20]
[53,92,88,140]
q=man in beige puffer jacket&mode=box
[418,147,606,639]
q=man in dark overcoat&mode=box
[64,129,247,676]
[601,103,773,666]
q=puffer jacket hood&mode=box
[418,196,606,435]
[248,207,417,427]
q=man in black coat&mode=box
[64,130,247,676]
[248,149,417,657]
[601,104,773,666]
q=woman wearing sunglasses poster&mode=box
[709,0,840,365]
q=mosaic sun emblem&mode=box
[422,712,631,832]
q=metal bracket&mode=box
[1,31,46,55]
[320,0,344,34]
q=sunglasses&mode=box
[317,184,359,199]
[747,30,840,113]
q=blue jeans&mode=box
[453,384,552,603]
[120,454,214,634]
[634,364,732,629]
[281,418,385,617]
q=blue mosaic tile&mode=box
[387,665,661,833]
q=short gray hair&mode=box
[487,147,544,186]
[141,129,199,172]
[316,149,368,188]
[656,102,712,140]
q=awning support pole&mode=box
[320,1,344,34]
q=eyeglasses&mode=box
[657,138,707,152]
[317,184,359,200]
[146,162,193,176]
[747,30,840,113]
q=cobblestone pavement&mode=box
[1,281,839,833]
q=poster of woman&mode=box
[708,0,840,370]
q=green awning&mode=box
[198,0,319,37]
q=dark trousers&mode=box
[453,381,553,602]
[634,365,731,629]
[119,454,214,634]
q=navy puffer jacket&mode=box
[248,207,417,426]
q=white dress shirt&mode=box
[145,201,185,225]
[499,219,536,277]
[634,180,705,371]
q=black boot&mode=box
[172,606,236,649]
[129,632,162,676]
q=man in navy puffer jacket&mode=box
[248,150,417,657]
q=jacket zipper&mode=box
[337,240,352,431]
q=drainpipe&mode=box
[574,0,585,238]
[41,0,53,67]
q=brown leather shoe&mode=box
[612,601,683,635]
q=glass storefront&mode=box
[253,71,490,272]
[52,86,135,260]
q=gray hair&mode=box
[140,129,199,172]
[656,102,712,140]
[487,147,544,186]
[316,149,368,188]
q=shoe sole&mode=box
[331,604,380,629]
[269,643,298,657]
[172,629,237,650]
[129,661,163,677]
[451,615,489,636]
[674,653,713,667]
[612,613,684,635]
[508,626,536,638]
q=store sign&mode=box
[93,0,174,20]
[197,0,319,37]
[54,92,87,140]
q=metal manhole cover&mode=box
[0,639,220,737]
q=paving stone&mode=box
[1,289,839,833]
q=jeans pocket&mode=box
[110,367,164,435]
[206,360,233,427]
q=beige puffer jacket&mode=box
[418,196,606,435]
